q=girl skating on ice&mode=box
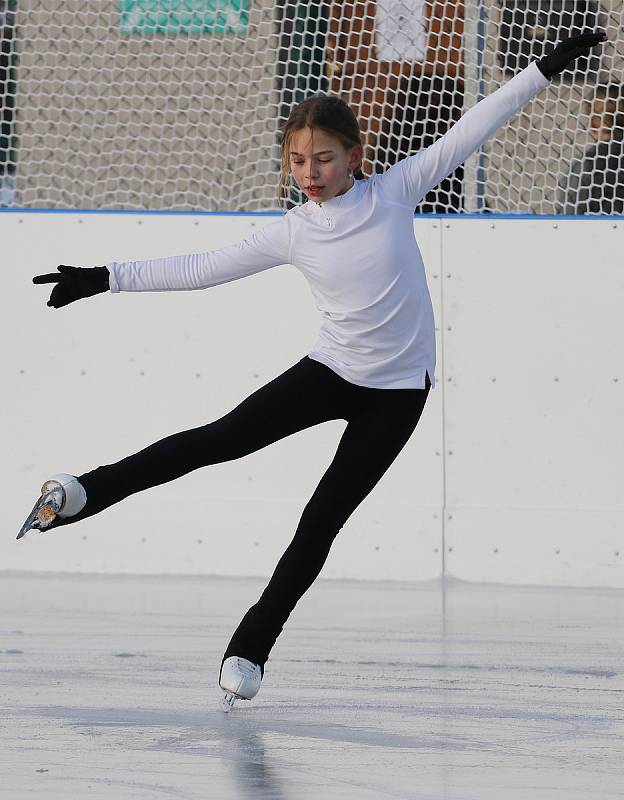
[19,31,606,710]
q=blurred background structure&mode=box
[0,0,17,205]
[1,0,623,214]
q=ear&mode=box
[349,143,364,171]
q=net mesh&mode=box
[1,0,622,214]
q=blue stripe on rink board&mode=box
[1,207,624,220]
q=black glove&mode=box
[33,265,110,308]
[537,30,607,80]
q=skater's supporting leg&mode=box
[49,357,345,527]
[223,375,431,671]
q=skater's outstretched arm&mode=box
[106,214,292,293]
[379,30,607,208]
[34,214,293,307]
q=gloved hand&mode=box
[33,265,110,308]
[537,30,607,80]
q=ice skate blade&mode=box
[16,485,64,540]
[220,690,252,713]
[221,691,237,712]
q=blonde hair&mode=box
[277,93,366,209]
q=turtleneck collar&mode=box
[312,177,362,212]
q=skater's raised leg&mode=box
[17,358,343,538]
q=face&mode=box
[589,96,616,142]
[289,127,363,203]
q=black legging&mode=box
[63,356,431,672]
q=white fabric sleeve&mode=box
[378,61,550,208]
[106,214,292,293]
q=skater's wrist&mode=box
[94,266,111,293]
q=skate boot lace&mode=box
[235,657,260,679]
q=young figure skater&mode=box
[19,32,605,709]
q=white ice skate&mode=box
[219,656,262,712]
[16,473,87,540]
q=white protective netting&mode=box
[0,1,622,214]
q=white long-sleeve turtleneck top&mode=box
[107,62,549,390]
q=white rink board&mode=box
[1,212,443,582]
[2,212,623,587]
[441,217,624,587]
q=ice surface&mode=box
[1,572,623,799]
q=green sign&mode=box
[119,0,250,36]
